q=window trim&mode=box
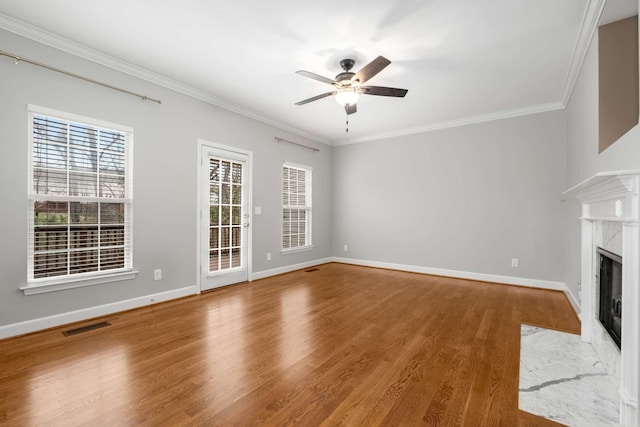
[281,245,314,255]
[20,270,138,295]
[281,161,312,253]
[23,105,136,295]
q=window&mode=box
[282,163,312,252]
[26,106,134,293]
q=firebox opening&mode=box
[597,247,622,350]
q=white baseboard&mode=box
[332,257,567,291]
[564,288,582,317]
[251,257,333,281]
[0,286,198,340]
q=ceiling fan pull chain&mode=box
[346,115,349,133]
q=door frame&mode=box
[196,139,253,293]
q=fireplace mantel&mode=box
[564,169,640,219]
[564,170,640,426]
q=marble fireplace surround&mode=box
[564,170,640,426]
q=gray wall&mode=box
[332,110,567,282]
[565,28,640,304]
[0,29,333,326]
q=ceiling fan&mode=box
[295,56,408,115]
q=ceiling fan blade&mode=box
[295,91,336,105]
[360,86,408,97]
[352,56,391,84]
[295,70,336,85]
[345,103,357,115]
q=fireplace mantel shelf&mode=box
[580,215,634,223]
[563,169,640,202]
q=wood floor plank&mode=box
[0,263,580,426]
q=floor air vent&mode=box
[305,268,319,272]
[63,321,111,336]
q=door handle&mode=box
[243,222,250,228]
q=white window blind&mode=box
[27,108,133,285]
[282,163,312,251]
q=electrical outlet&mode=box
[344,244,348,251]
[255,206,262,215]
[511,258,519,268]
[267,252,271,261]
[154,269,162,280]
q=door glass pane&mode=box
[209,159,220,183]
[232,206,241,225]
[232,184,241,204]
[220,249,230,269]
[231,248,241,268]
[209,250,219,271]
[210,184,220,205]
[221,161,231,183]
[232,163,242,184]
[221,227,230,248]
[221,184,230,204]
[210,206,219,224]
[209,228,219,249]
[220,206,230,226]
[232,227,240,247]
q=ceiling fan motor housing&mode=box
[335,72,355,86]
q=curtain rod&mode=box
[275,137,319,152]
[0,49,162,104]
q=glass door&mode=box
[200,146,249,290]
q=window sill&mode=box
[281,245,314,255]
[21,270,139,295]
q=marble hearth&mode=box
[564,171,640,426]
[519,324,619,426]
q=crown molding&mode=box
[0,13,331,146]
[336,101,565,146]
[559,0,606,105]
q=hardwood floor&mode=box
[0,263,579,426]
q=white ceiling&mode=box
[0,1,636,145]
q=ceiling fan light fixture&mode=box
[335,88,360,106]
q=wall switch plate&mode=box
[154,269,162,280]
[255,206,262,215]
[511,258,519,268]
[344,244,348,251]
[267,252,271,261]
